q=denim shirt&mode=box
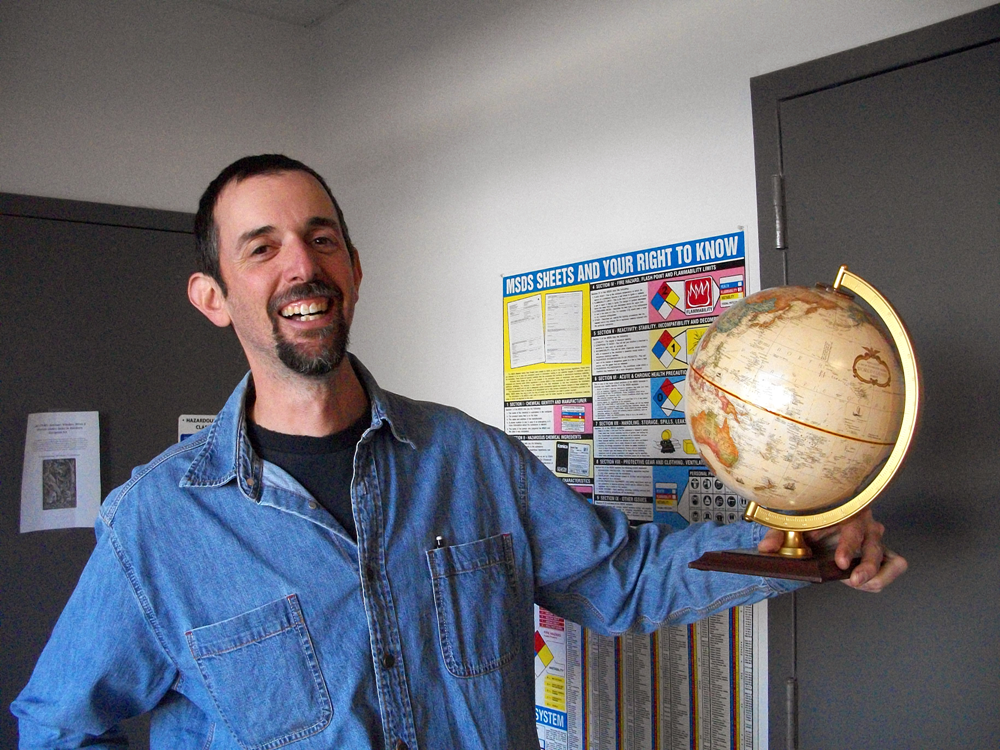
[13,357,799,750]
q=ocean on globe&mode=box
[685,285,905,512]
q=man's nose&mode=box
[282,237,322,282]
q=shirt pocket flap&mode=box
[427,532,516,581]
[187,595,303,659]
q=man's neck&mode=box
[248,357,369,437]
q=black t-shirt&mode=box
[246,413,370,540]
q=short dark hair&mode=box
[194,154,356,295]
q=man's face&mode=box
[210,170,362,378]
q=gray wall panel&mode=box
[753,6,1000,748]
[1,195,248,748]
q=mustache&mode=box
[267,280,344,317]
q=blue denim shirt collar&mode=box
[179,353,414,502]
[353,354,417,449]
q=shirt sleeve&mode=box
[521,441,805,635]
[11,519,178,749]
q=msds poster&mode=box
[503,232,768,750]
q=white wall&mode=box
[308,0,994,426]
[2,0,992,427]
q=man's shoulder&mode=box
[100,431,211,525]
[381,389,506,439]
[101,376,250,526]
[377,389,533,467]
[354,356,507,442]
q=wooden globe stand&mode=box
[690,266,921,582]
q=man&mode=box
[13,155,905,749]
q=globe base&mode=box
[689,548,857,583]
[778,531,813,558]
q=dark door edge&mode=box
[0,192,193,234]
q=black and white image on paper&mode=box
[42,457,77,510]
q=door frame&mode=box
[0,192,192,232]
[751,3,1000,290]
[749,4,1000,745]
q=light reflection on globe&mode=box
[686,285,906,512]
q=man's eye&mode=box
[313,236,335,246]
[250,245,270,256]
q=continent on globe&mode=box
[688,410,739,469]
[686,285,906,512]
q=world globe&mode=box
[685,283,907,514]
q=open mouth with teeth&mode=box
[280,299,330,322]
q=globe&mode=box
[686,284,906,513]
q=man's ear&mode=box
[187,273,232,328]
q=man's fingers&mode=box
[842,516,888,587]
[757,528,785,553]
[846,549,908,592]
[829,510,878,569]
[757,514,905,594]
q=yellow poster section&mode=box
[503,284,592,402]
[544,674,566,712]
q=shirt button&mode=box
[394,740,408,750]
[308,501,318,510]
[382,653,396,669]
[246,477,255,487]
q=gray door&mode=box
[752,6,999,749]
[0,195,248,749]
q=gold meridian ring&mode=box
[743,266,921,532]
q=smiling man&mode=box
[188,166,368,439]
[12,155,906,750]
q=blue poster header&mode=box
[502,231,744,298]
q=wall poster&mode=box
[502,231,768,750]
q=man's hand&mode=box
[757,508,908,591]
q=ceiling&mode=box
[193,0,356,28]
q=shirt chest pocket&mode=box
[185,594,332,750]
[426,532,520,677]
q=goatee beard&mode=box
[268,281,350,377]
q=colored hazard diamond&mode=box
[652,329,682,364]
[535,630,554,677]
[654,379,683,409]
[537,645,553,665]
[652,281,681,317]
